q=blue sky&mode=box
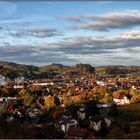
[0,1,140,66]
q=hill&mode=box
[0,61,95,79]
[0,61,39,79]
[39,63,95,77]
[96,65,140,75]
[0,61,140,79]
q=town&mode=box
[0,64,140,139]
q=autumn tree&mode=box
[88,87,100,101]
[54,96,60,106]
[52,106,64,121]
[67,84,76,96]
[64,103,79,118]
[130,89,140,103]
[101,93,113,103]
[0,86,9,97]
[113,89,128,99]
[44,96,55,109]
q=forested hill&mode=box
[0,61,140,79]
[95,66,140,75]
[0,61,95,79]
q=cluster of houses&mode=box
[0,94,114,139]
[0,73,140,138]
[54,100,113,139]
[1,74,139,107]
[26,76,138,105]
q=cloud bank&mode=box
[1,30,140,66]
[66,10,140,31]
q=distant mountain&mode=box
[0,61,39,79]
[0,61,140,79]
[39,63,95,76]
[96,65,140,75]
[0,61,95,79]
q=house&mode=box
[66,127,89,139]
[5,97,17,102]
[26,100,43,124]
[0,97,4,102]
[28,108,42,118]
[96,81,106,86]
[89,116,111,132]
[77,105,86,120]
[90,118,102,131]
[55,115,78,133]
[0,99,6,110]
[31,82,54,86]
[97,102,115,108]
[113,96,130,105]
[6,115,14,123]
[13,85,24,89]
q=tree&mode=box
[101,93,113,103]
[108,104,119,116]
[44,96,55,109]
[86,100,99,116]
[54,96,60,106]
[130,90,140,103]
[64,103,79,118]
[67,85,76,96]
[52,106,64,121]
[0,86,9,97]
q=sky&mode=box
[0,1,140,66]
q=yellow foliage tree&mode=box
[71,95,82,104]
[130,90,140,103]
[44,96,55,109]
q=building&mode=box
[77,105,86,120]
[113,96,130,105]
[55,115,78,133]
[90,116,111,132]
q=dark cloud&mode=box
[65,10,140,31]
[0,44,77,66]
[46,31,140,53]
[9,28,62,38]
[1,30,140,66]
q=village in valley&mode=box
[0,62,140,139]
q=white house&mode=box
[77,106,86,120]
[90,116,111,132]
[113,96,130,105]
[0,100,6,110]
[6,116,14,123]
[97,102,115,108]
[13,85,24,89]
[56,115,78,133]
[5,97,17,102]
[0,98,4,102]
[96,81,106,86]
[32,83,49,86]
[104,118,111,127]
[32,82,54,86]
[90,120,102,131]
